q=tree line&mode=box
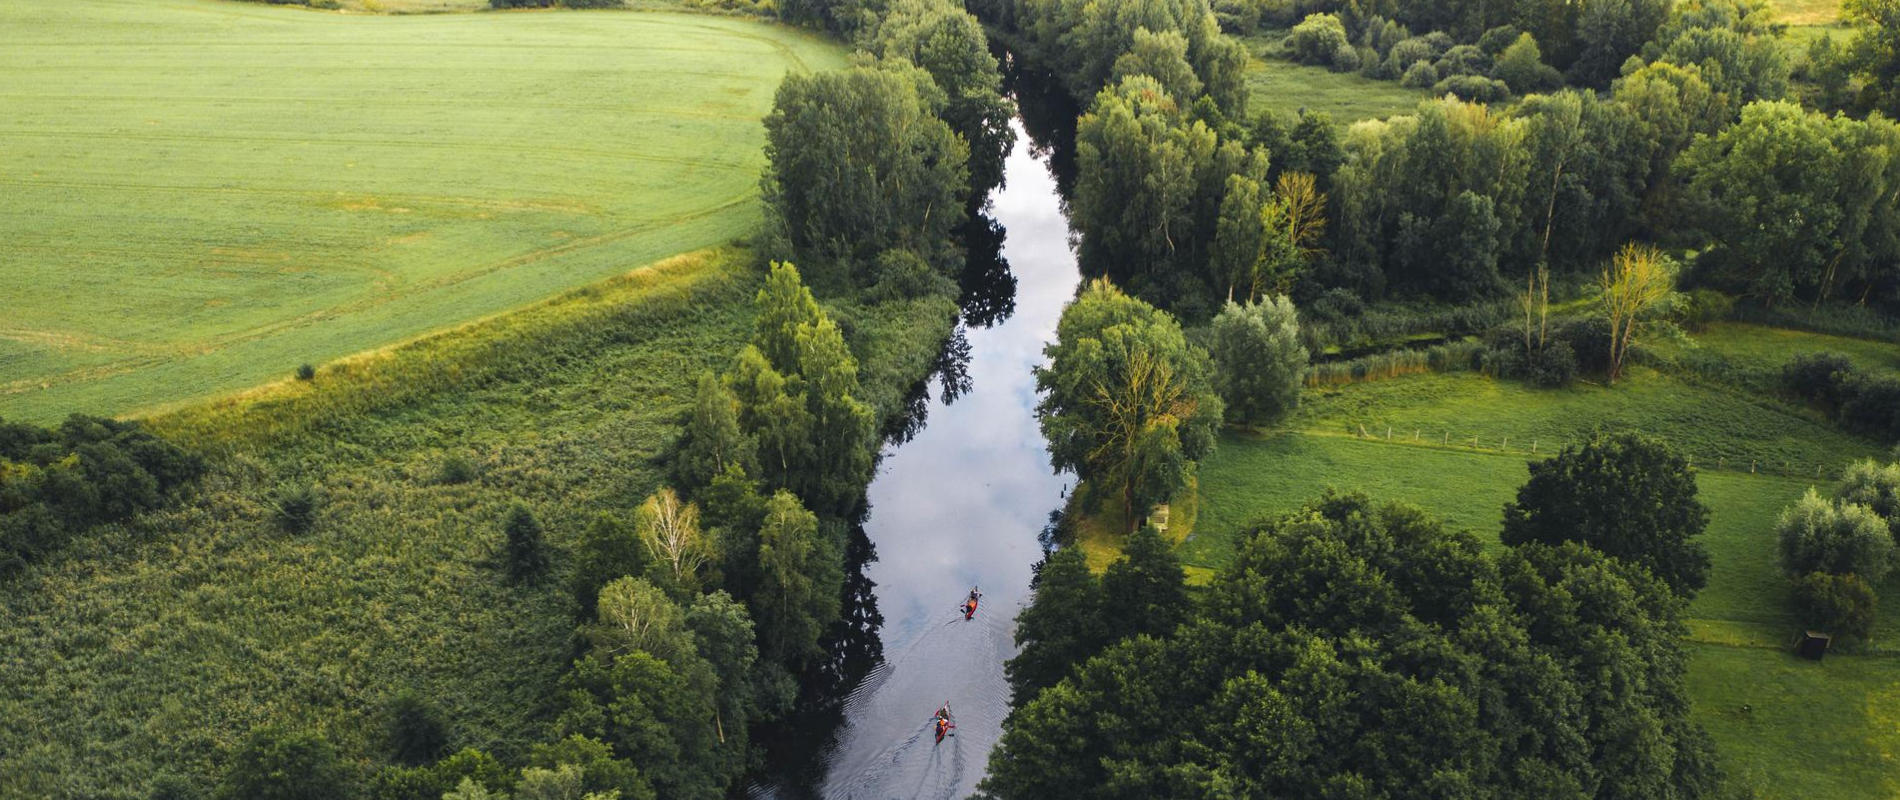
[993,0,1900,324]
[986,432,1725,798]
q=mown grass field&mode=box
[0,0,846,423]
[1177,349,1900,798]
[0,245,956,797]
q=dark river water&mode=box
[751,96,1083,799]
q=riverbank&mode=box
[0,246,958,794]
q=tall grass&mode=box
[1304,339,1486,386]
[1303,301,1514,354]
[1729,303,1900,343]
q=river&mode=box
[750,82,1083,799]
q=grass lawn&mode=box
[0,246,957,796]
[1168,346,1900,798]
[0,0,846,423]
[1237,33,1430,123]
[1658,322,1900,378]
[1777,0,1844,26]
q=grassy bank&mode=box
[0,247,957,797]
[0,0,846,422]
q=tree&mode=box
[868,0,1016,198]
[502,503,549,582]
[752,262,823,375]
[1598,243,1673,384]
[675,372,755,493]
[571,513,651,618]
[1502,432,1712,595]
[761,65,969,286]
[982,492,1720,799]
[753,490,842,666]
[384,690,451,767]
[1289,14,1350,67]
[1495,32,1559,93]
[1212,174,1266,302]
[634,489,712,594]
[1209,297,1307,427]
[1791,571,1878,643]
[1006,546,1106,703]
[1777,488,1896,582]
[215,727,355,800]
[588,577,692,663]
[1836,459,1900,538]
[556,651,727,800]
[1036,280,1224,530]
[1844,0,1900,116]
[1100,525,1189,642]
[1113,27,1203,108]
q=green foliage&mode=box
[1776,488,1895,581]
[384,691,451,767]
[436,454,478,486]
[526,736,652,800]
[0,3,847,423]
[984,492,1720,799]
[1494,32,1560,93]
[215,727,355,800]
[1289,14,1351,67]
[1113,28,1206,113]
[1012,0,1249,112]
[1210,297,1308,426]
[1502,431,1713,595]
[571,513,651,619]
[1676,101,1900,306]
[867,0,1016,198]
[753,490,842,666]
[1099,524,1189,641]
[1007,545,1106,703]
[1835,459,1900,537]
[296,364,317,382]
[272,483,320,535]
[0,414,203,575]
[502,503,549,582]
[1843,0,1900,116]
[761,65,969,288]
[1036,280,1225,525]
[556,651,727,800]
[1791,570,1878,642]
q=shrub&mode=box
[1836,459,1900,538]
[1777,489,1895,582]
[436,454,477,486]
[1494,32,1559,94]
[385,691,451,767]
[296,363,316,381]
[1476,24,1521,55]
[1332,42,1362,72]
[501,503,548,582]
[149,774,206,800]
[273,483,319,535]
[1304,288,1365,323]
[1211,297,1308,426]
[215,727,355,800]
[865,248,949,302]
[1782,351,1856,405]
[1791,571,1878,643]
[1383,37,1435,75]
[1288,13,1349,66]
[1400,60,1439,88]
[1839,375,1900,443]
[1674,288,1734,332]
[1435,44,1491,77]
[1435,74,1512,103]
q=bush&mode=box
[1288,13,1349,66]
[502,503,548,581]
[149,774,206,800]
[1435,44,1491,77]
[1331,42,1362,73]
[436,454,477,486]
[1674,288,1734,332]
[385,691,451,767]
[1839,375,1900,443]
[216,727,355,800]
[865,248,950,302]
[1304,288,1365,323]
[1480,329,1579,388]
[1791,571,1878,643]
[1211,297,1308,426]
[296,363,316,381]
[1836,459,1900,538]
[1476,25,1521,55]
[272,483,319,535]
[1782,351,1856,405]
[1400,60,1439,88]
[1435,74,1512,103]
[1777,489,1895,582]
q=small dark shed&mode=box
[1796,631,1831,661]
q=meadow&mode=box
[0,244,955,797]
[1244,46,1432,123]
[0,0,846,423]
[1181,347,1900,798]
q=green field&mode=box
[0,0,846,423]
[1658,321,1900,378]
[1238,32,1431,123]
[1177,341,1900,798]
[0,246,956,796]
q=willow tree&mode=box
[1599,243,1672,384]
[1035,279,1223,530]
